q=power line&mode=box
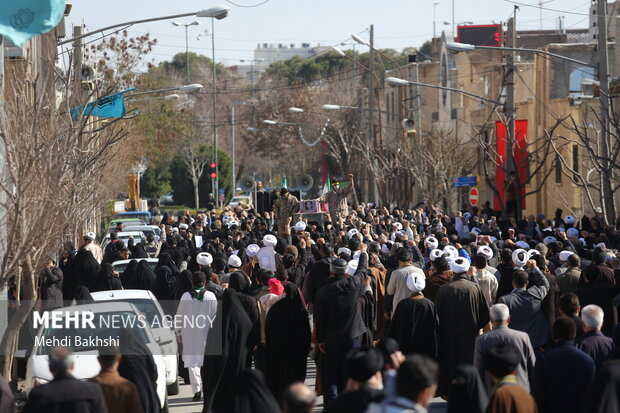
[503,0,588,16]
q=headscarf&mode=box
[73,286,94,304]
[129,242,150,259]
[134,260,157,290]
[62,248,100,300]
[117,328,160,413]
[120,260,139,288]
[228,369,282,413]
[90,263,115,292]
[447,364,488,413]
[174,269,193,301]
[229,271,251,294]
[264,283,311,400]
[155,252,178,274]
[202,289,253,413]
[152,265,178,302]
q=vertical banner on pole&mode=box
[495,120,528,211]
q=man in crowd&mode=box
[474,304,535,392]
[315,242,368,404]
[575,304,614,366]
[90,347,143,413]
[498,259,550,349]
[24,347,106,413]
[318,174,355,229]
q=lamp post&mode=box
[124,83,203,98]
[200,7,231,209]
[231,101,246,196]
[172,21,200,82]
[433,2,439,38]
[59,6,231,45]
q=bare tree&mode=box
[179,144,210,209]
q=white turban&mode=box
[406,273,426,294]
[516,241,529,249]
[564,215,576,225]
[476,246,493,260]
[179,223,189,230]
[348,228,360,239]
[543,236,557,245]
[197,252,213,266]
[246,244,260,257]
[381,244,391,255]
[567,228,579,239]
[294,221,307,232]
[450,257,470,274]
[263,234,277,247]
[337,247,352,257]
[512,249,528,269]
[559,251,574,262]
[429,248,444,261]
[443,245,459,260]
[424,237,439,250]
[346,260,359,276]
[228,255,242,268]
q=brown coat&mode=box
[90,370,144,413]
[487,378,538,413]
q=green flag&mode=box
[283,175,288,188]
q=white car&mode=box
[25,302,168,410]
[228,195,252,207]
[101,231,145,249]
[90,289,179,395]
[111,258,159,274]
[123,225,162,239]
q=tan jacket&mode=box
[318,183,354,219]
[273,195,299,222]
[90,370,144,413]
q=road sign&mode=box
[219,188,225,194]
[453,176,477,187]
[469,187,479,206]
[219,193,225,202]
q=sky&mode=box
[65,0,592,69]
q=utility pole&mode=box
[596,0,615,224]
[505,13,518,218]
[367,24,378,203]
[185,26,190,82]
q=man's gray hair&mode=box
[48,347,74,374]
[489,304,510,322]
[581,304,604,329]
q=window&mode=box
[570,66,595,93]
[572,145,579,182]
[555,155,562,183]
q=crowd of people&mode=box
[6,175,620,413]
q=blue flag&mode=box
[70,89,136,121]
[0,0,66,47]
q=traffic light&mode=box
[210,162,217,179]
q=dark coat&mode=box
[576,282,617,337]
[532,341,595,413]
[314,254,368,345]
[23,372,106,413]
[575,330,614,367]
[41,266,64,310]
[435,276,490,396]
[305,257,332,307]
[498,268,550,348]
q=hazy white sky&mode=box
[65,0,592,68]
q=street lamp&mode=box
[204,6,231,208]
[59,6,231,45]
[172,20,200,82]
[125,83,203,99]
[386,76,501,105]
[288,107,304,113]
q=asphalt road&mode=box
[168,357,447,413]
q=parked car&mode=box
[228,195,252,207]
[101,231,145,249]
[24,302,168,410]
[90,289,179,395]
[159,192,174,205]
[111,258,159,273]
[108,218,146,230]
[123,225,162,239]
[114,211,152,223]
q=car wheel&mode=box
[167,378,180,396]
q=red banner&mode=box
[494,120,528,211]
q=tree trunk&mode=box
[0,267,35,380]
[194,179,200,210]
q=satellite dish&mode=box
[239,176,255,191]
[296,174,314,191]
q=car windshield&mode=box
[113,260,156,273]
[36,310,151,354]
